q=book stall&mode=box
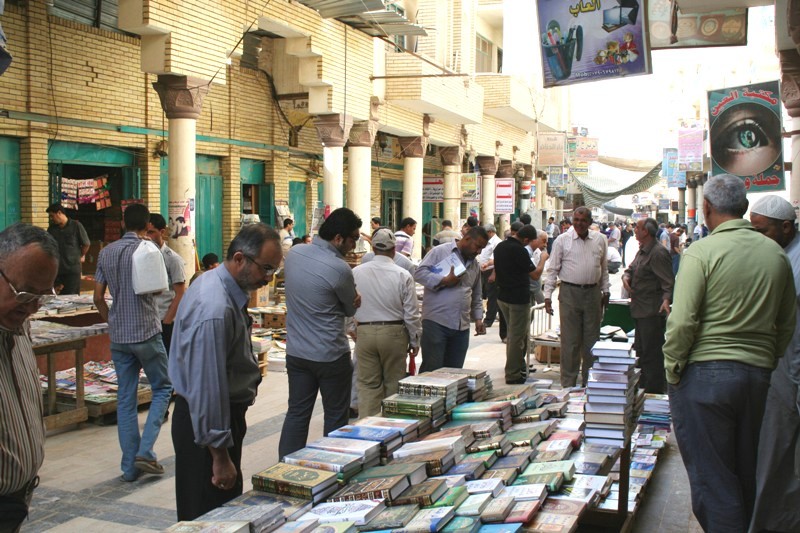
[165,341,674,533]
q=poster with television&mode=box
[537,0,652,87]
[707,80,784,191]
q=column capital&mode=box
[475,156,499,176]
[439,146,464,166]
[314,114,354,148]
[523,164,533,179]
[348,120,378,148]
[781,49,800,117]
[496,159,514,179]
[152,75,210,120]
[398,136,428,158]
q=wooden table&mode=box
[33,338,89,430]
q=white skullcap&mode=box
[751,195,796,222]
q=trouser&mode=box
[0,477,38,533]
[547,237,554,254]
[356,324,409,417]
[558,284,602,388]
[56,270,81,295]
[634,315,667,393]
[278,352,353,458]
[161,322,174,357]
[672,254,681,276]
[670,361,771,533]
[608,261,621,274]
[498,300,530,383]
[419,319,470,372]
[172,396,248,521]
[482,271,499,325]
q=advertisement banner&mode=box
[538,132,566,166]
[663,148,684,187]
[422,176,444,202]
[168,200,193,238]
[536,0,652,87]
[677,128,704,175]
[495,179,516,214]
[648,0,747,50]
[461,173,481,202]
[576,137,599,161]
[708,80,784,192]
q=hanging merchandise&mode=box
[95,175,111,210]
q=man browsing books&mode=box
[169,223,282,520]
[414,226,489,371]
[352,228,421,417]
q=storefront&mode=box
[241,158,274,226]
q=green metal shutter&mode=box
[0,137,21,229]
[288,181,307,237]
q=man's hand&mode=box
[209,447,237,491]
[474,319,486,336]
[659,299,671,316]
[601,292,610,311]
[439,266,459,288]
[353,292,362,309]
[621,275,632,296]
[544,298,554,315]
[408,345,420,358]
[488,270,496,284]
[539,251,549,263]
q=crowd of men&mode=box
[4,176,800,532]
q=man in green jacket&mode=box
[664,174,796,532]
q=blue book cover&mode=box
[477,524,522,533]
[328,425,402,444]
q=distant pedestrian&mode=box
[545,217,560,254]
[433,220,461,246]
[395,217,417,257]
[46,203,89,294]
[146,213,186,355]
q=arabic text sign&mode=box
[423,176,444,202]
[677,128,704,173]
[538,132,566,166]
[461,173,481,202]
[495,178,516,214]
[576,137,599,161]
[663,148,684,187]
[537,0,652,88]
[707,80,784,192]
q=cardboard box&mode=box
[534,345,561,364]
[247,286,270,308]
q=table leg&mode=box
[47,353,56,415]
[75,347,85,410]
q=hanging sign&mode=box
[708,80,784,192]
[422,176,444,202]
[495,179,516,214]
[461,172,481,202]
[538,132,566,166]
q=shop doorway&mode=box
[381,179,403,230]
[241,159,274,226]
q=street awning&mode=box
[572,160,663,208]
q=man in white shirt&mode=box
[146,213,187,356]
[543,207,610,387]
[352,229,421,417]
[477,224,503,333]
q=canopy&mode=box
[571,159,663,208]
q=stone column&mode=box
[398,136,427,259]
[696,174,706,229]
[439,146,463,226]
[153,74,210,276]
[347,120,377,229]
[780,50,800,210]
[314,113,353,212]
[475,156,499,225]
[686,179,697,235]
[677,187,686,225]
[520,164,533,215]
[496,159,514,235]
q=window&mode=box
[476,34,492,73]
[50,0,122,32]
[387,4,406,52]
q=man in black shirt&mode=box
[494,225,547,384]
[46,203,90,294]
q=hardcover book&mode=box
[521,511,579,533]
[350,463,428,486]
[356,503,419,531]
[455,493,492,516]
[504,427,545,448]
[430,474,467,488]
[308,522,357,533]
[479,468,517,486]
[356,416,420,435]
[329,425,403,445]
[463,450,499,469]
[300,499,386,525]
[165,522,249,532]
[532,448,573,463]
[306,438,381,459]
[284,448,363,474]
[465,478,504,497]
[446,460,486,480]
[440,515,481,533]
[425,485,468,509]
[393,506,455,533]
[479,496,515,523]
[521,461,576,482]
[328,475,409,503]
[393,479,448,507]
[511,472,565,492]
[224,490,314,521]
[477,525,522,533]
[252,463,338,499]
[498,483,548,502]
[504,500,540,523]
[275,520,320,533]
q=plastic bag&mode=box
[131,240,169,295]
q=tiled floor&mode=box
[22,272,700,532]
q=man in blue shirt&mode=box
[279,208,362,458]
[93,203,172,483]
[169,223,282,520]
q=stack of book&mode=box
[450,402,513,431]
[223,491,314,522]
[584,341,643,448]
[252,463,339,503]
[283,448,364,484]
[355,416,421,443]
[382,394,445,422]
[195,502,286,531]
[298,499,386,525]
[437,367,488,402]
[305,437,381,469]
[638,393,671,430]
[398,375,462,412]
[328,425,403,465]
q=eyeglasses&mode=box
[243,255,276,276]
[0,269,56,305]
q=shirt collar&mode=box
[216,264,250,309]
[313,235,344,258]
[710,218,755,235]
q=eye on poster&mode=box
[707,80,784,192]
[537,0,652,87]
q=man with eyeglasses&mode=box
[0,224,59,533]
[169,223,282,520]
[93,203,173,483]
[279,207,363,458]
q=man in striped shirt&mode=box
[0,224,59,532]
[543,207,610,388]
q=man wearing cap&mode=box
[749,195,800,533]
[664,176,796,532]
[352,229,421,417]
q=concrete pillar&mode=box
[398,136,427,259]
[778,51,800,209]
[496,160,514,235]
[347,121,377,227]
[475,156,499,226]
[439,146,464,226]
[696,174,705,229]
[153,74,210,277]
[686,180,697,235]
[792,117,800,210]
[677,187,686,225]
[314,113,353,212]
[520,164,533,215]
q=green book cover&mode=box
[350,463,427,485]
[393,479,448,507]
[463,450,499,469]
[252,463,337,493]
[511,472,565,492]
[425,485,468,509]
[356,504,419,531]
[441,515,481,533]
[521,460,575,482]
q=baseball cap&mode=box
[372,228,396,251]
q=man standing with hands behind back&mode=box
[543,207,609,388]
[169,224,282,520]
[46,203,89,295]
[622,218,673,393]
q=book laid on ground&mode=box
[504,500,541,523]
[165,521,250,532]
[462,450,499,469]
[477,525,523,533]
[570,451,612,476]
[252,463,338,501]
[548,431,584,449]
[196,503,286,531]
[506,447,536,462]
[299,499,386,525]
[440,515,481,533]
[284,448,364,474]
[328,425,403,446]
[455,493,492,516]
[425,485,469,509]
[355,503,419,531]
[223,490,315,522]
[306,437,381,461]
[350,463,428,486]
[328,475,409,503]
[465,478,504,497]
[539,497,588,517]
[498,483,548,503]
[275,519,319,533]
[522,511,579,533]
[390,449,456,476]
[307,521,356,533]
[392,478,448,507]
[393,506,455,533]
[568,474,613,497]
[479,468,517,486]
[511,472,565,493]
[393,436,465,459]
[491,455,530,473]
[446,459,486,480]
[521,460,576,482]
[480,496,515,523]
[431,474,467,488]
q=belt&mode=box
[561,281,598,289]
[358,320,404,326]
[4,476,39,502]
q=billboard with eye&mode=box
[707,80,784,192]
